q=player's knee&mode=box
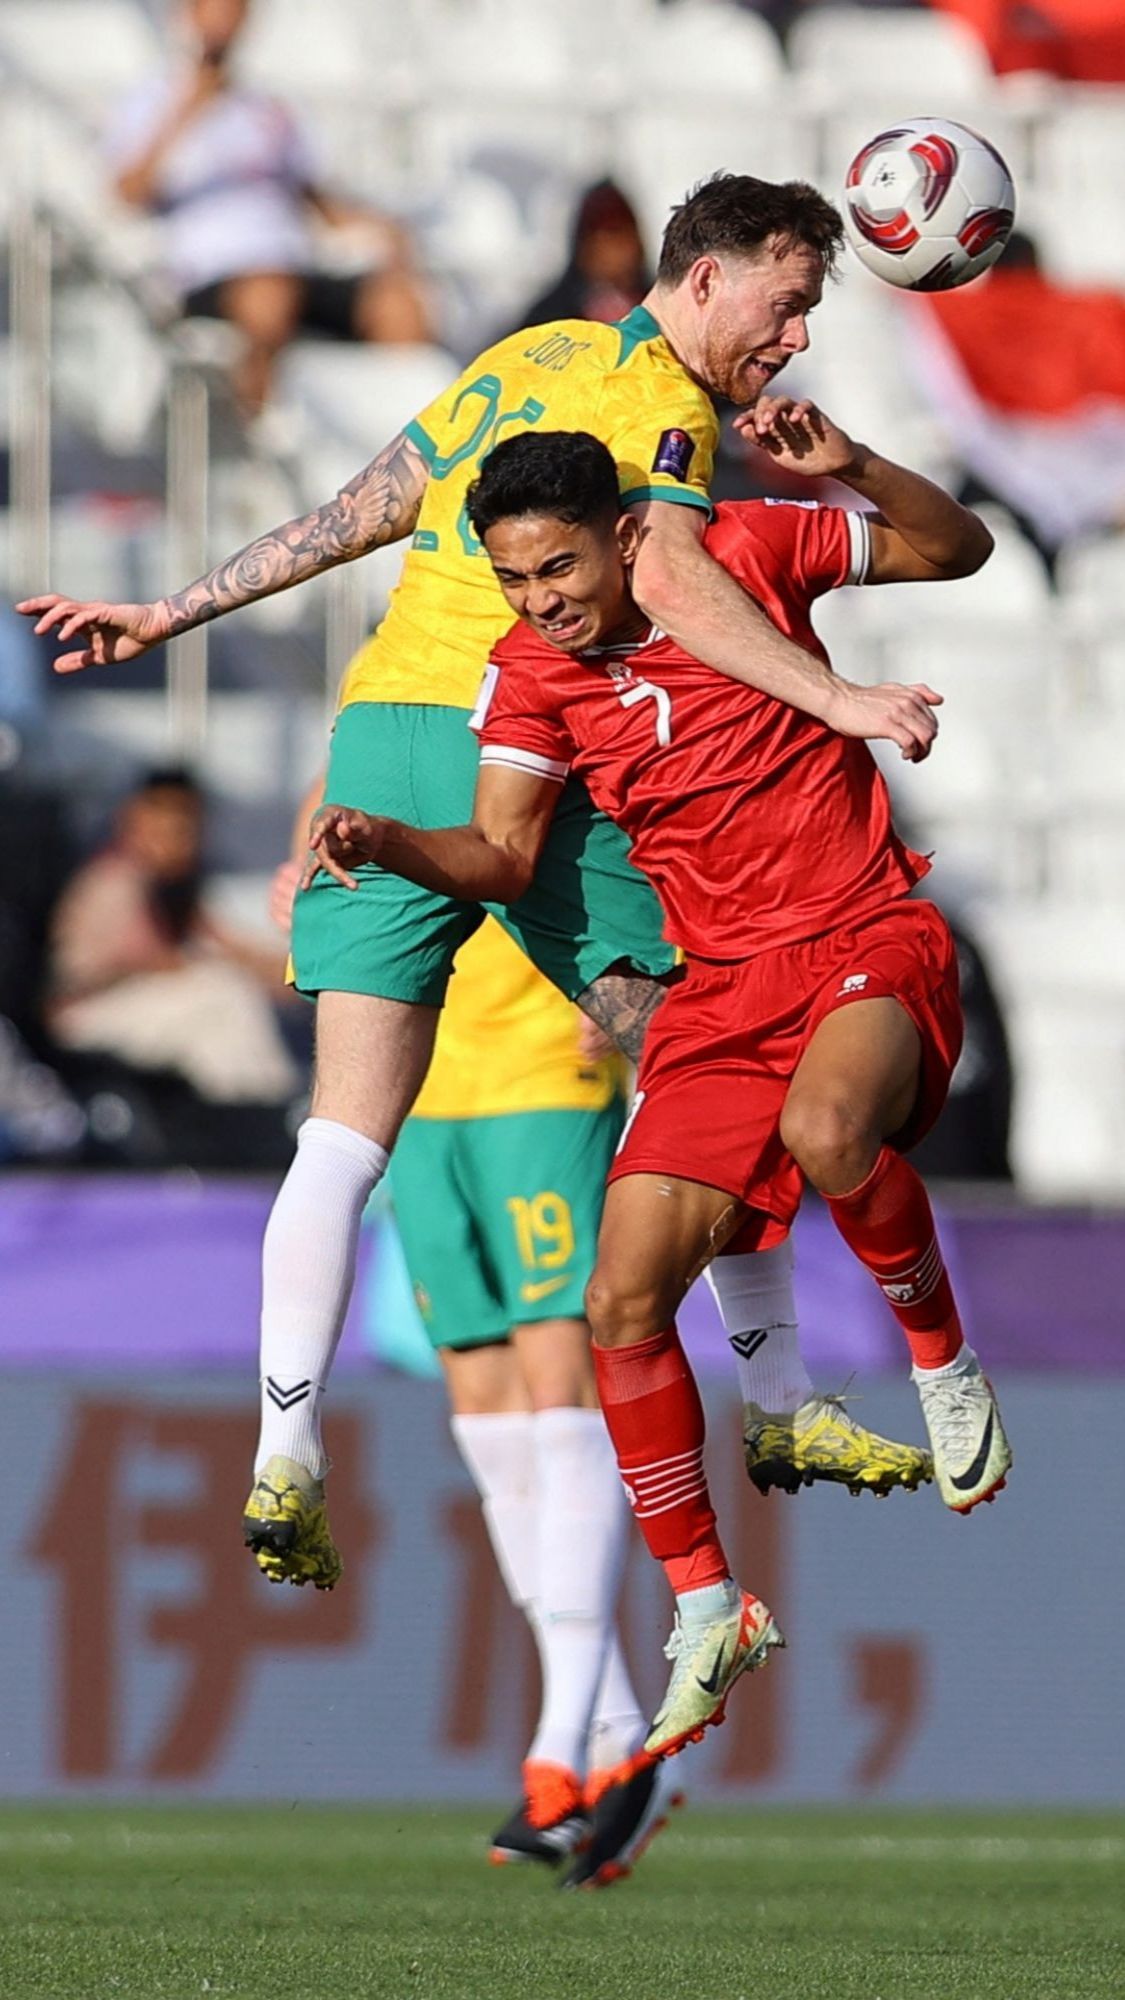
[780,1093,873,1193]
[584,1267,666,1349]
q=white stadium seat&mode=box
[970,904,1125,1195]
[0,1,160,108]
[1006,997,1125,1199]
[1037,92,1125,286]
[1049,819,1125,904]
[787,5,993,104]
[615,106,816,259]
[233,0,372,97]
[274,342,459,626]
[627,2,784,102]
[415,0,574,100]
[1056,530,1125,631]
[276,343,457,492]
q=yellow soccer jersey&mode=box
[338,309,718,714]
[410,918,624,1122]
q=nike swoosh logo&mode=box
[949,1408,995,1491]
[696,1642,728,1696]
[519,1275,571,1304]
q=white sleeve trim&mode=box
[479,744,569,784]
[846,509,872,585]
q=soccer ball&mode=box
[841,117,1015,291]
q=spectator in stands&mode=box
[46,766,299,1106]
[907,231,1125,575]
[109,0,432,413]
[512,179,650,334]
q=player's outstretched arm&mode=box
[737,393,993,582]
[17,430,430,674]
[629,500,941,762]
[303,764,560,905]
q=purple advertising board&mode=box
[1,1173,1121,1376]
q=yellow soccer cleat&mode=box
[742,1394,933,1499]
[242,1454,342,1589]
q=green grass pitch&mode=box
[1,1805,1121,2000]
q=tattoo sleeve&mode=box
[159,429,429,636]
[576,967,675,1064]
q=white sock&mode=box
[588,1636,646,1773]
[449,1411,538,1607]
[676,1576,739,1636]
[452,1408,640,1775]
[526,1407,629,1776]
[913,1343,977,1384]
[706,1241,813,1416]
[255,1117,389,1477]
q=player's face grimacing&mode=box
[484,512,642,654]
[696,238,823,405]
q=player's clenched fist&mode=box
[302,805,388,890]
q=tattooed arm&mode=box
[17,429,429,674]
[575,967,673,1064]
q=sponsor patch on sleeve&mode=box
[651,428,696,481]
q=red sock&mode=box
[592,1326,729,1594]
[825,1146,964,1370]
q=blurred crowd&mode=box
[4,0,1124,1190]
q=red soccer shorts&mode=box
[608,898,962,1227]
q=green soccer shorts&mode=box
[291,700,675,1006]
[388,1101,624,1348]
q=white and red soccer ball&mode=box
[841,117,1016,291]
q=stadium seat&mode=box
[1037,91,1125,285]
[1005,995,1125,1198]
[234,0,372,97]
[1055,530,1125,631]
[614,106,817,257]
[51,496,166,610]
[275,342,457,491]
[976,900,1125,1002]
[0,1,160,124]
[625,2,784,103]
[274,342,459,626]
[787,5,994,103]
[884,619,1061,728]
[409,105,607,327]
[415,0,574,100]
[1049,818,1125,903]
[969,902,1125,1194]
[61,687,326,807]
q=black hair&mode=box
[467,431,620,542]
[657,172,843,284]
[134,764,202,799]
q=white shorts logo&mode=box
[839,973,869,995]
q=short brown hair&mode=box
[657,173,843,285]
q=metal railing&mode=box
[5,192,360,753]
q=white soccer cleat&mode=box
[643,1589,784,1762]
[914,1350,1012,1513]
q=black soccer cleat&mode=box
[559,1761,684,1890]
[488,1801,589,1868]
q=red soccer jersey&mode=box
[473,499,930,961]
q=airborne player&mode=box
[304,413,1013,1760]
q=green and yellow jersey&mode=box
[410,917,624,1122]
[338,308,718,713]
